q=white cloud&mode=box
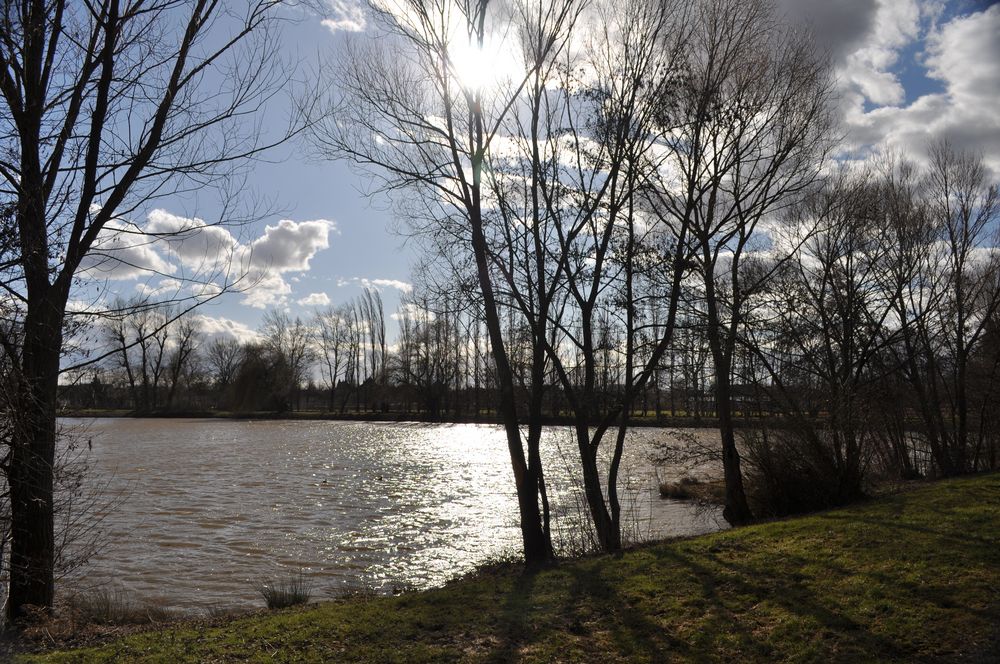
[337,276,414,293]
[134,278,184,299]
[838,0,922,107]
[321,0,366,32]
[66,298,105,315]
[190,314,260,344]
[241,219,335,308]
[298,292,332,306]
[76,210,336,311]
[241,272,294,309]
[248,219,334,273]
[363,278,413,293]
[391,301,436,322]
[146,209,239,271]
[78,221,177,280]
[841,5,1000,174]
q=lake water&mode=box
[57,418,724,613]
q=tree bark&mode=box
[7,291,64,619]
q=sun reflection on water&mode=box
[59,418,724,611]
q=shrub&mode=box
[659,478,695,500]
[739,426,867,518]
[68,586,173,625]
[659,476,727,504]
[254,571,312,609]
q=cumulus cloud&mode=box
[77,209,336,310]
[841,5,1000,173]
[321,0,366,32]
[66,298,106,315]
[147,212,335,308]
[146,209,239,271]
[776,0,879,62]
[78,221,176,280]
[337,276,413,293]
[776,2,1000,175]
[391,301,436,322]
[838,0,923,106]
[241,219,335,308]
[134,278,185,299]
[190,314,260,344]
[248,219,333,273]
[297,292,332,307]
[365,278,413,293]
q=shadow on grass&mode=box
[479,511,997,662]
[819,510,1000,549]
[483,568,539,663]
[484,561,692,663]
[664,546,917,660]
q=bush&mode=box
[739,426,867,518]
[254,571,312,609]
[68,586,174,625]
[659,476,699,500]
[659,476,727,504]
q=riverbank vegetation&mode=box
[3,0,999,623]
[15,472,1000,662]
[56,0,1000,537]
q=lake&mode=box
[57,418,724,612]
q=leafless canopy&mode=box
[1,0,296,618]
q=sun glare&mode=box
[449,34,523,92]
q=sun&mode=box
[448,33,524,92]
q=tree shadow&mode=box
[479,489,1000,662]
[482,568,541,663]
[482,551,783,662]
[818,511,999,551]
[651,546,913,660]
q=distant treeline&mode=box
[59,288,753,423]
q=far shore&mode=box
[58,408,730,428]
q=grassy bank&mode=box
[22,473,1000,663]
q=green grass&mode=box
[22,473,1000,663]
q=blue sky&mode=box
[80,0,1000,344]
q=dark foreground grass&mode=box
[22,473,1000,663]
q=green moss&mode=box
[23,473,1000,663]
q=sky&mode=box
[79,0,1000,346]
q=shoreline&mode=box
[58,409,731,428]
[14,472,1000,662]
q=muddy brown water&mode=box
[56,418,724,612]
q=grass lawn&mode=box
[22,473,1000,663]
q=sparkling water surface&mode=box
[59,418,724,612]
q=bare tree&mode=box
[743,168,906,512]
[651,0,835,524]
[205,337,243,395]
[895,143,1000,475]
[101,300,182,411]
[165,316,200,409]
[314,304,352,411]
[0,0,293,618]
[479,0,695,552]
[312,0,586,563]
[260,309,314,411]
[103,300,141,410]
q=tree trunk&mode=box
[716,386,753,525]
[703,281,753,526]
[469,202,550,564]
[7,295,63,620]
[575,423,620,553]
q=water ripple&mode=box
[58,418,724,611]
